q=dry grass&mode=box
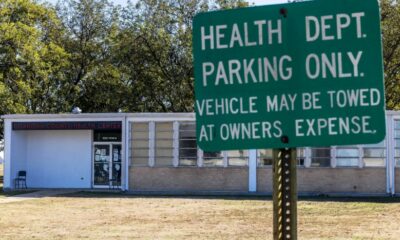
[0,166,398,239]
[0,193,400,240]
[0,164,3,189]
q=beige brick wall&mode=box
[396,168,400,193]
[129,167,248,192]
[257,168,273,192]
[129,167,386,194]
[257,168,386,194]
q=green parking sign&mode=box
[193,0,386,151]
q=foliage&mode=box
[381,0,400,109]
[0,0,68,115]
[53,0,247,113]
[0,0,69,138]
[115,0,247,112]
[116,0,205,112]
[55,0,127,112]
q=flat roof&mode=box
[3,110,400,120]
[1,112,195,120]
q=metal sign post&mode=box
[273,148,297,240]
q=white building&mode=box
[0,140,3,164]
[1,112,399,195]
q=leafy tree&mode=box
[0,0,68,114]
[117,0,203,112]
[0,0,68,138]
[56,0,128,112]
[381,0,400,109]
[116,0,248,112]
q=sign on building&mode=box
[193,0,386,151]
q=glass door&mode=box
[111,144,122,186]
[93,144,110,186]
[93,143,122,188]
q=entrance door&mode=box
[93,143,122,188]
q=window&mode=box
[203,151,223,167]
[363,141,386,167]
[395,120,400,167]
[336,146,359,167]
[258,149,273,166]
[94,130,121,142]
[296,148,306,166]
[155,122,174,166]
[131,122,149,166]
[258,149,305,167]
[179,122,197,166]
[311,147,331,167]
[178,121,224,167]
[227,150,248,166]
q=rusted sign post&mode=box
[273,148,297,240]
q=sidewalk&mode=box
[0,190,77,204]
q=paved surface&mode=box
[0,190,77,204]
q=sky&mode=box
[248,0,288,5]
[46,0,287,7]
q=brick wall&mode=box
[396,168,400,193]
[129,167,386,194]
[257,168,386,194]
[129,167,248,192]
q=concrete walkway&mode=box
[0,190,77,204]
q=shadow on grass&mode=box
[299,196,400,203]
[54,191,400,203]
[58,191,271,201]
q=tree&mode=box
[0,0,68,113]
[213,0,249,9]
[0,0,68,137]
[116,0,248,112]
[56,0,128,112]
[381,0,400,109]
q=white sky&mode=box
[252,0,287,5]
[45,0,287,7]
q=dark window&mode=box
[311,147,331,167]
[179,122,197,166]
[94,130,121,142]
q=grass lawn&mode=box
[0,164,3,190]
[0,193,400,240]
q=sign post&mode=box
[273,148,297,240]
[192,0,386,239]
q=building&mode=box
[1,112,399,195]
[0,139,3,164]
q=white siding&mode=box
[9,131,27,188]
[25,130,92,188]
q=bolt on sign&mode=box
[193,0,386,151]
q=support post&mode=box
[273,148,297,240]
